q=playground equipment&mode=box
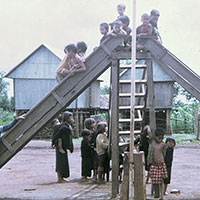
[0,35,200,198]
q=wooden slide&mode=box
[0,36,124,168]
[142,37,200,101]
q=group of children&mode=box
[139,125,176,199]
[56,4,162,82]
[81,118,109,183]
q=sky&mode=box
[0,0,200,95]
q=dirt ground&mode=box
[0,140,200,200]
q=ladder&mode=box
[118,61,148,140]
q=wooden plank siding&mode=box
[0,36,124,168]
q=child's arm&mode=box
[58,138,65,154]
[71,57,86,74]
[99,136,109,150]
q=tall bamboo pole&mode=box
[129,0,136,198]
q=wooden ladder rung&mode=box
[135,93,146,97]
[119,130,142,135]
[119,80,147,84]
[119,105,145,110]
[120,64,147,69]
[119,93,146,97]
[119,118,143,122]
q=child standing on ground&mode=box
[56,44,86,82]
[84,118,98,180]
[52,112,74,183]
[96,121,109,183]
[164,137,176,195]
[139,125,152,183]
[136,13,153,50]
[99,23,109,45]
[148,127,168,199]
[81,129,93,180]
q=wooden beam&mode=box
[143,38,200,101]
[166,109,172,135]
[110,59,119,198]
[134,152,146,200]
[146,53,156,135]
[120,152,129,200]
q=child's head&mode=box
[117,3,126,16]
[84,118,96,130]
[118,15,130,29]
[62,111,74,125]
[76,41,88,55]
[96,121,108,134]
[155,127,165,143]
[150,9,160,23]
[51,118,60,127]
[100,23,109,35]
[165,137,176,148]
[64,44,77,57]
[113,20,122,34]
[81,129,91,141]
[141,13,150,25]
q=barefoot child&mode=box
[164,137,176,195]
[96,121,109,183]
[81,129,93,180]
[84,118,98,180]
[52,112,74,183]
[148,127,168,199]
[56,44,86,82]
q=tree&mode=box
[0,72,11,111]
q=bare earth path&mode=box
[0,140,199,200]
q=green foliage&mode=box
[0,72,16,125]
[100,85,110,95]
[172,133,200,145]
[172,83,199,134]
[0,108,16,125]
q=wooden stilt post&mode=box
[166,109,172,135]
[120,152,129,200]
[194,107,200,140]
[111,59,119,198]
[129,0,137,199]
[146,53,156,135]
[134,152,146,200]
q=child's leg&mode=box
[57,172,63,183]
[160,183,164,200]
[164,183,168,194]
[154,184,160,198]
[98,166,104,182]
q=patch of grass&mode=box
[172,133,200,145]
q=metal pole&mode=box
[129,0,136,198]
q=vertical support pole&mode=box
[146,53,156,136]
[134,152,146,200]
[194,107,199,140]
[120,152,129,200]
[110,59,119,198]
[130,0,137,198]
[74,109,79,138]
[166,109,172,135]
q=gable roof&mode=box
[5,44,65,78]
